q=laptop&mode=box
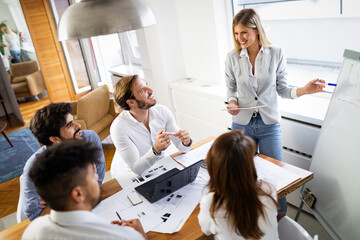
[135,160,203,203]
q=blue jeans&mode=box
[232,115,287,215]
[10,50,21,63]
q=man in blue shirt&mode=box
[21,103,106,221]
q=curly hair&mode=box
[30,103,72,146]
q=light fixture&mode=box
[58,0,157,41]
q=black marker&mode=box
[116,211,122,220]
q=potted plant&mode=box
[0,20,8,55]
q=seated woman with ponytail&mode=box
[198,130,279,240]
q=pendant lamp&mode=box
[58,0,157,41]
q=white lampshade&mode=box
[58,0,157,41]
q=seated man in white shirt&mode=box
[110,75,192,176]
[22,140,147,240]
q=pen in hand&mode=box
[315,81,337,87]
[116,211,122,220]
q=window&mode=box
[50,0,142,94]
[231,0,360,92]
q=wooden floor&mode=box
[0,98,115,219]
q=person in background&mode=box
[198,130,279,240]
[110,75,192,176]
[22,141,147,240]
[22,103,105,221]
[225,8,325,219]
[0,23,21,63]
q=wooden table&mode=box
[0,137,313,240]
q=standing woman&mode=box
[225,8,325,219]
[0,23,21,63]
[198,130,279,240]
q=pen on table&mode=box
[315,81,337,87]
[116,211,122,220]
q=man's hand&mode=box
[153,130,171,154]
[38,197,50,216]
[174,129,191,147]
[227,100,240,115]
[111,218,148,239]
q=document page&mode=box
[254,155,301,190]
[174,140,215,167]
[93,190,163,233]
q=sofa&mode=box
[69,85,118,141]
[9,60,45,99]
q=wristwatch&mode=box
[152,146,161,156]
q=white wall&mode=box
[142,0,187,111]
[0,2,17,30]
[265,17,360,63]
[142,0,231,111]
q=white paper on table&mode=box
[92,190,131,221]
[174,140,215,167]
[116,200,163,233]
[254,155,301,190]
[116,155,184,193]
[151,181,208,233]
[93,190,163,233]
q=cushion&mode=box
[12,75,27,83]
[11,82,28,94]
[77,85,110,127]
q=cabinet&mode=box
[171,80,231,142]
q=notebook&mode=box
[135,160,203,203]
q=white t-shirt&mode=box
[22,210,144,240]
[198,182,279,240]
[3,33,20,51]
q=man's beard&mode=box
[135,98,156,109]
[87,188,102,209]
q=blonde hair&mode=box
[232,8,271,52]
[113,75,138,110]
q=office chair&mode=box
[16,174,27,223]
[278,216,318,240]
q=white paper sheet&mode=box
[174,140,215,167]
[254,155,301,190]
[93,190,163,233]
[151,178,208,233]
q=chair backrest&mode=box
[278,216,317,240]
[10,61,39,78]
[16,174,27,223]
[77,85,110,127]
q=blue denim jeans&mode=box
[10,50,21,63]
[232,115,287,215]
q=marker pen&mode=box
[315,81,337,87]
